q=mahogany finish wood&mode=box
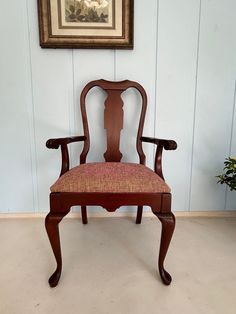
[141,137,177,181]
[154,212,175,285]
[46,136,86,177]
[45,79,177,287]
[136,206,143,224]
[81,206,88,224]
[104,89,124,162]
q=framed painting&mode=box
[38,0,133,49]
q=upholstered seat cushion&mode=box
[50,162,170,193]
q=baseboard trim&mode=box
[0,211,236,219]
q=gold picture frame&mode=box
[38,0,133,49]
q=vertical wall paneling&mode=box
[0,1,34,212]
[27,0,74,212]
[226,81,236,209]
[25,0,39,212]
[190,0,236,211]
[1,1,236,213]
[156,0,200,211]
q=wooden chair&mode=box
[45,79,177,287]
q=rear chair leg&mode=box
[81,206,88,224]
[45,211,69,287]
[136,206,143,224]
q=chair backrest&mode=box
[80,79,147,165]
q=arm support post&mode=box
[46,136,86,177]
[141,136,177,180]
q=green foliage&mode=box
[69,5,75,13]
[216,157,236,191]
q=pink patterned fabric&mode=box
[50,162,170,193]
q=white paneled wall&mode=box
[1,0,236,213]
[156,0,200,211]
[190,0,236,211]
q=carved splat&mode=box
[80,79,148,164]
[103,89,124,162]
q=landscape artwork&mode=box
[65,0,110,24]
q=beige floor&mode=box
[0,216,236,314]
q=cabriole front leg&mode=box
[153,211,175,285]
[45,211,69,287]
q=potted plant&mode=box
[217,157,236,191]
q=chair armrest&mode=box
[141,136,177,180]
[46,136,86,149]
[141,136,177,150]
[46,136,86,177]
